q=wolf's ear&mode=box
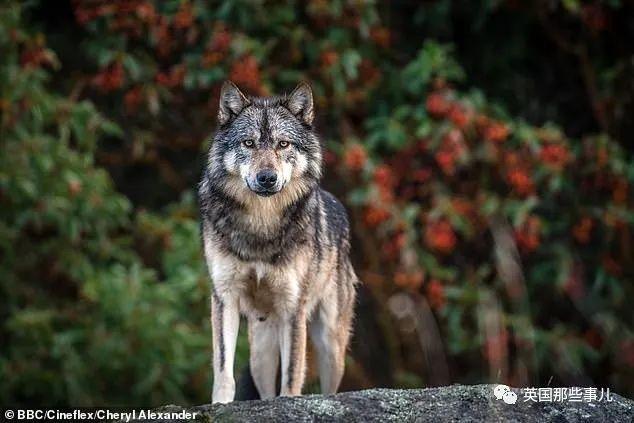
[218,81,249,125]
[286,82,314,125]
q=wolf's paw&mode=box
[212,380,236,404]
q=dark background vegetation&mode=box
[1,0,633,406]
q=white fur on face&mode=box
[292,152,308,177]
[223,151,239,175]
[239,162,251,182]
[279,160,293,188]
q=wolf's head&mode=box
[208,81,322,204]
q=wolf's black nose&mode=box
[256,170,277,189]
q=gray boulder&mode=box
[153,384,633,422]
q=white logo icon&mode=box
[493,384,517,404]
[503,391,518,404]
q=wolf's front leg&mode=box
[279,308,307,396]
[248,317,279,399]
[211,290,240,404]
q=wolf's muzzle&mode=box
[247,170,281,197]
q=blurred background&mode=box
[1,0,633,407]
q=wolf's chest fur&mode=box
[200,179,316,266]
[208,245,314,320]
[221,259,305,319]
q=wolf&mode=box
[198,81,358,403]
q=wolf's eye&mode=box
[243,139,255,148]
[278,140,290,149]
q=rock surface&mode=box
[155,384,633,422]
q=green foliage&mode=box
[0,4,219,406]
[349,47,634,394]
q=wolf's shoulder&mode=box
[317,188,350,236]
